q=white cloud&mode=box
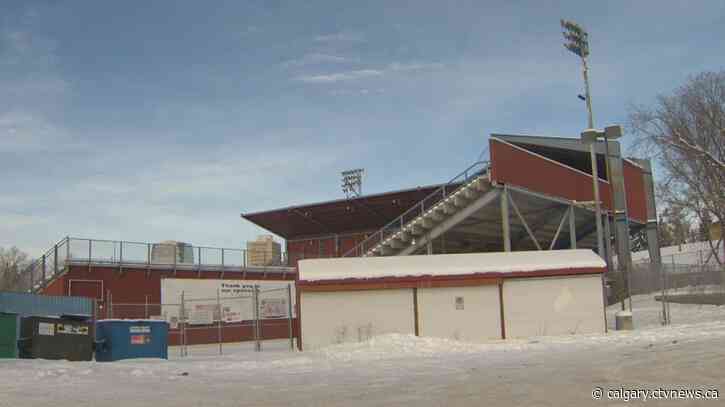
[314,31,364,42]
[330,88,384,96]
[295,69,383,83]
[1,124,374,255]
[282,53,353,68]
[389,62,444,72]
[294,61,443,84]
[0,111,82,153]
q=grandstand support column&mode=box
[501,186,511,252]
[427,241,433,255]
[604,214,614,274]
[635,158,665,321]
[608,141,633,311]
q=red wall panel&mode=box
[490,139,613,209]
[42,276,65,296]
[167,319,299,346]
[68,280,103,300]
[40,265,297,345]
[55,265,294,305]
[623,160,647,224]
[286,232,369,266]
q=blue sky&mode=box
[2,1,725,256]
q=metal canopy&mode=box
[241,184,456,239]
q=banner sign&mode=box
[161,279,295,326]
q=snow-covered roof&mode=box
[299,249,605,282]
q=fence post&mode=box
[179,291,186,357]
[253,285,261,352]
[53,244,58,277]
[668,255,674,324]
[217,288,223,355]
[287,284,294,351]
[30,261,36,292]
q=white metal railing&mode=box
[26,237,299,293]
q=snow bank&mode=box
[299,249,605,281]
[312,320,725,363]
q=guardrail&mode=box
[342,160,490,257]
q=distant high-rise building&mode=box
[247,235,281,266]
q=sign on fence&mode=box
[160,279,295,325]
[260,298,287,318]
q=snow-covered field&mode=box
[2,297,724,407]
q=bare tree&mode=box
[629,71,725,265]
[0,246,31,292]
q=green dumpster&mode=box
[0,313,20,358]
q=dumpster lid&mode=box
[60,314,92,321]
[97,319,168,323]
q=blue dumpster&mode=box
[95,320,168,362]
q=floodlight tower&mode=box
[562,19,605,261]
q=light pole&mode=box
[581,129,605,258]
[562,19,605,259]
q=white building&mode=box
[297,249,606,350]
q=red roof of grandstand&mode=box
[241,184,452,239]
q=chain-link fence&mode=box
[97,284,296,356]
[608,245,725,329]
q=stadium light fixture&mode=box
[341,168,364,199]
[561,19,593,129]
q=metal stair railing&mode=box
[342,160,490,257]
[23,236,71,293]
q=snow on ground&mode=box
[607,291,725,330]
[2,300,725,406]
